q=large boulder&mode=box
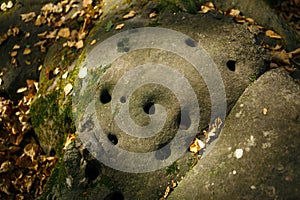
[30,1,269,199]
[169,68,300,199]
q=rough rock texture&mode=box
[211,0,300,51]
[38,2,268,199]
[169,68,300,199]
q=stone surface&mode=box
[169,68,300,199]
[38,1,269,199]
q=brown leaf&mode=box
[149,12,157,18]
[123,10,136,19]
[35,15,46,26]
[115,23,125,30]
[23,48,31,55]
[11,51,17,57]
[24,143,39,161]
[83,0,93,7]
[12,44,20,50]
[75,40,84,49]
[226,8,240,17]
[57,27,70,38]
[265,30,282,39]
[20,12,36,22]
[272,50,290,64]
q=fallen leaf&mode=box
[24,143,39,161]
[115,23,125,30]
[16,87,27,93]
[123,10,136,19]
[90,39,96,45]
[149,12,157,18]
[20,12,36,22]
[23,48,31,55]
[57,27,70,38]
[75,40,84,49]
[11,51,17,57]
[199,2,215,13]
[272,50,290,65]
[226,8,240,17]
[35,15,46,26]
[163,186,171,199]
[83,0,92,7]
[63,133,76,150]
[25,60,31,65]
[6,1,13,9]
[62,71,68,79]
[12,44,20,50]
[245,17,255,24]
[265,30,282,39]
[25,32,30,38]
[64,83,73,96]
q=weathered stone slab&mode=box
[169,68,300,199]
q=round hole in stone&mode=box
[226,60,236,71]
[178,109,191,130]
[185,38,197,47]
[143,102,155,115]
[120,96,126,103]
[85,161,100,181]
[108,133,118,145]
[104,191,124,200]
[100,88,111,104]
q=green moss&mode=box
[166,161,179,176]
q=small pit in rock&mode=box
[107,133,118,145]
[100,88,111,104]
[226,60,236,72]
[143,102,155,115]
[120,96,126,103]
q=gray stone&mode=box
[169,68,300,199]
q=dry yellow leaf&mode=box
[272,50,290,65]
[149,12,157,18]
[23,48,31,55]
[75,40,84,49]
[25,60,31,65]
[83,0,92,7]
[189,138,202,153]
[20,12,36,22]
[12,44,20,50]
[123,10,136,19]
[17,87,27,93]
[57,27,70,38]
[199,2,215,13]
[265,30,282,39]
[90,39,96,45]
[35,15,46,26]
[115,23,125,30]
[246,17,255,24]
[11,51,17,57]
[63,133,76,150]
[227,8,240,17]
